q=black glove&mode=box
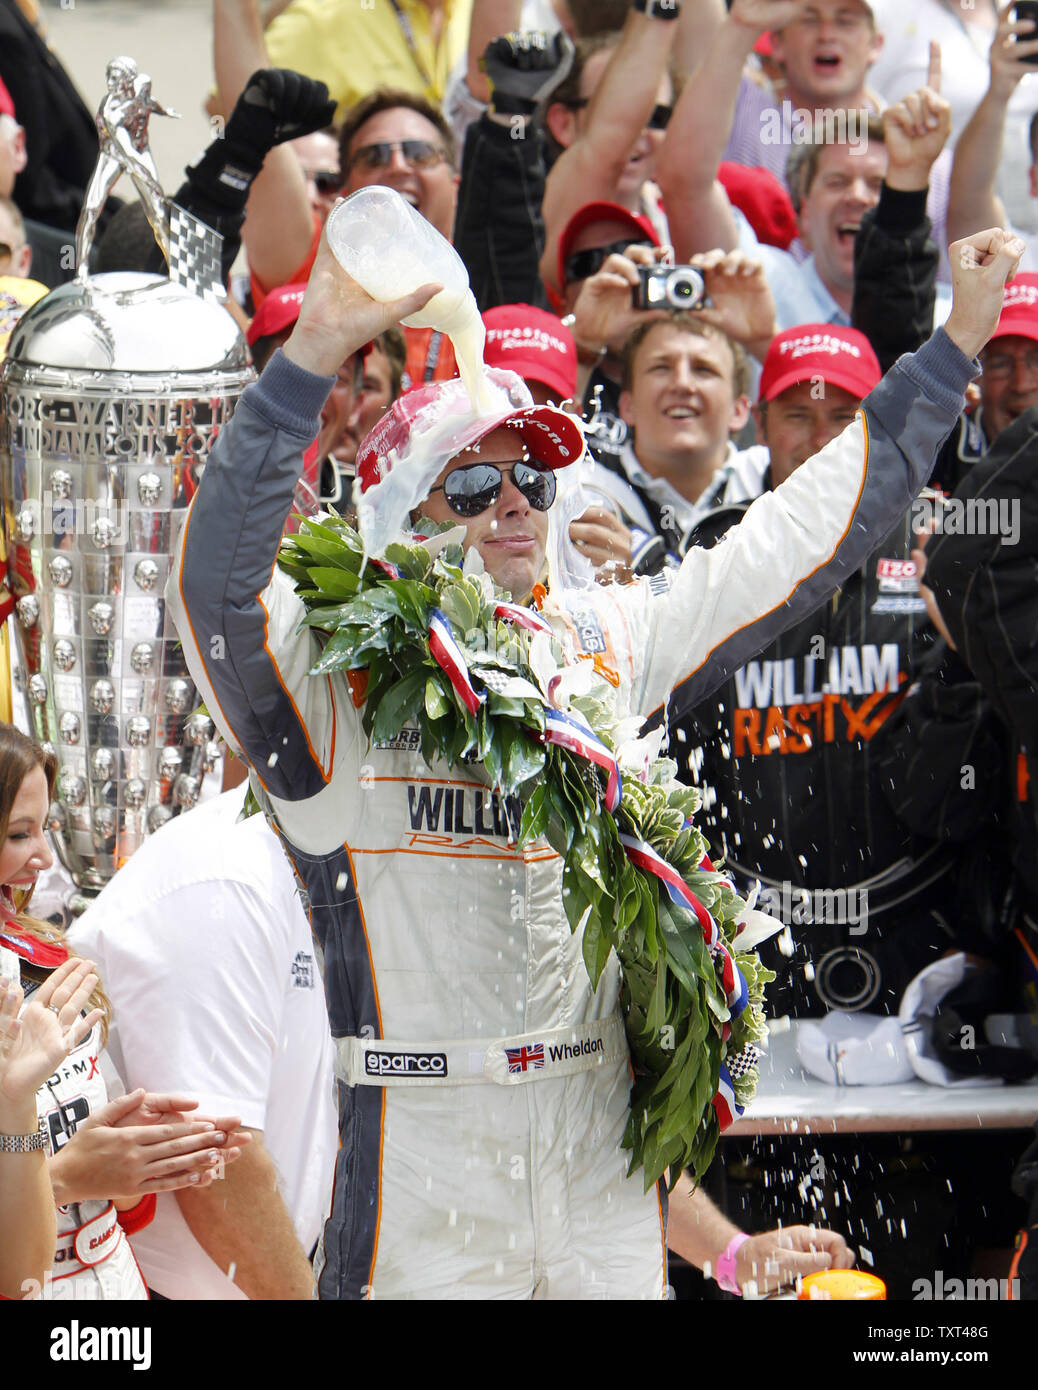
[231,68,338,151]
[480,31,576,116]
[185,68,337,212]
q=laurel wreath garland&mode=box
[272,511,773,1191]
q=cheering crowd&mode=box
[2,0,1038,1302]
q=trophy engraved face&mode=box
[0,58,254,897]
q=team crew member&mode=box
[167,220,1018,1299]
[71,790,337,1301]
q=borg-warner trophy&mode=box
[0,58,254,894]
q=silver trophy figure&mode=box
[0,59,254,894]
[75,57,179,277]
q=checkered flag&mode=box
[167,202,224,304]
[723,1044,761,1082]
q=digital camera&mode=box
[633,264,707,310]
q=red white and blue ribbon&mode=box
[619,833,718,944]
[370,557,401,580]
[541,706,622,812]
[711,1061,744,1131]
[699,850,736,892]
[493,600,553,635]
[713,941,749,1019]
[618,832,747,1020]
[428,608,485,716]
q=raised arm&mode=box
[657,0,801,260]
[608,230,1023,723]
[852,49,951,370]
[166,231,440,798]
[455,31,574,309]
[671,0,726,83]
[947,2,1038,245]
[539,4,682,295]
[213,0,317,294]
[464,0,525,106]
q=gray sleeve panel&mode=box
[642,329,978,727]
[174,350,336,801]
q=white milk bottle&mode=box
[325,187,492,410]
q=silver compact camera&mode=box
[633,264,707,310]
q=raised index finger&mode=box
[927,40,941,95]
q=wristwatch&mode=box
[0,1117,48,1152]
[633,0,682,19]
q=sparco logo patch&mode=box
[364,1050,448,1077]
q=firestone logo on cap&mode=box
[521,415,573,457]
[1002,280,1038,311]
[779,332,863,362]
[487,327,571,356]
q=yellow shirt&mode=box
[264,0,473,118]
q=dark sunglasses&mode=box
[428,460,556,517]
[565,99,671,130]
[346,139,447,174]
[563,237,654,285]
[0,241,17,259]
[309,169,341,194]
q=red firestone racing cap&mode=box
[758,323,882,403]
[246,282,307,347]
[990,272,1038,345]
[356,371,584,497]
[481,304,578,402]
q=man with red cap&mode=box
[973,273,1038,449]
[740,322,883,491]
[166,220,1018,1299]
[931,273,1038,493]
[481,303,578,405]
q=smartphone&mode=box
[1014,2,1038,64]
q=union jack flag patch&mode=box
[505,1043,545,1073]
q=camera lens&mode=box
[664,268,705,309]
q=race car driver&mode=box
[167,221,1021,1300]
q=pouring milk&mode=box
[325,187,493,412]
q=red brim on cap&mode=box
[489,405,585,470]
[990,317,1038,345]
[761,361,879,403]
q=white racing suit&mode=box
[34,1020,149,1300]
[167,331,975,1299]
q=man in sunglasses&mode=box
[168,220,1019,1299]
